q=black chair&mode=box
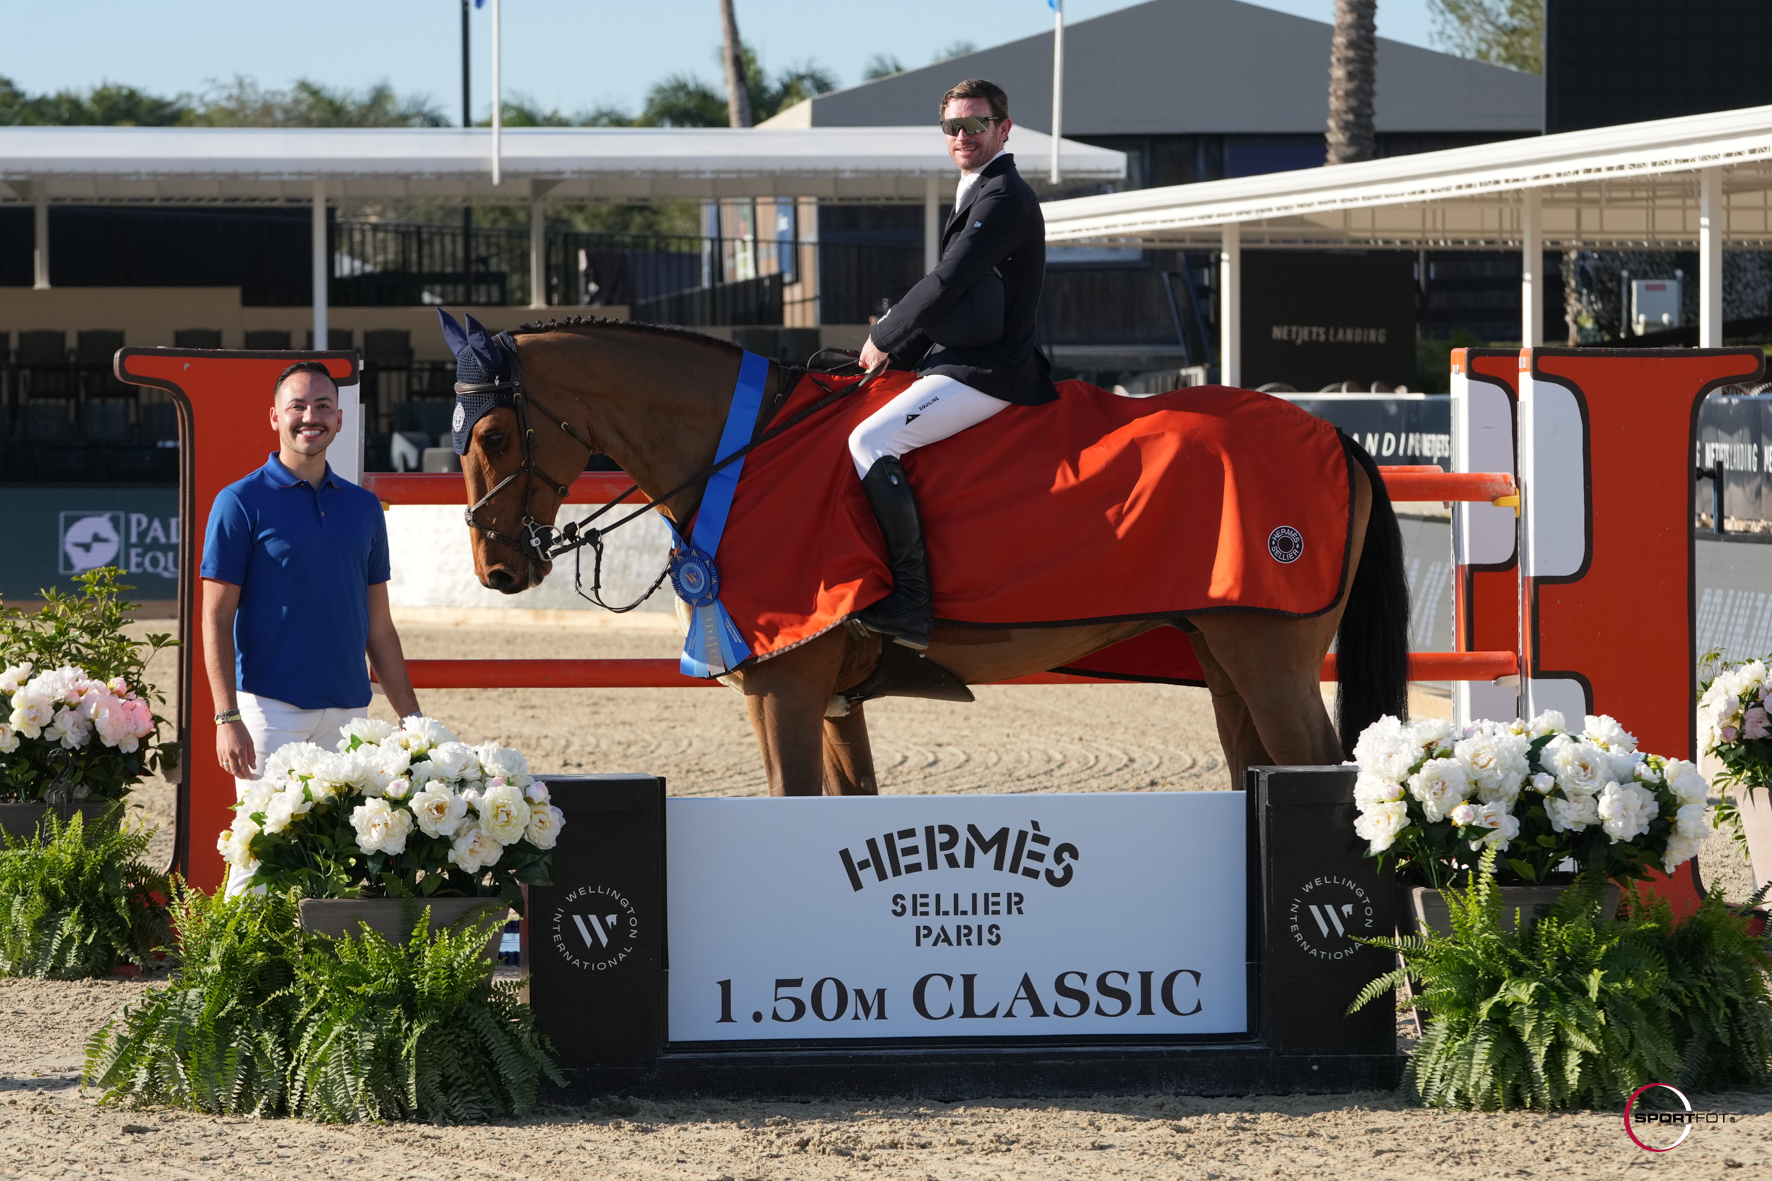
[244,329,292,351]
[362,329,416,428]
[732,326,779,357]
[18,330,70,396]
[363,329,413,362]
[777,327,821,366]
[77,330,127,396]
[22,399,71,438]
[305,328,354,350]
[141,400,179,438]
[393,400,454,441]
[174,328,224,349]
[82,399,131,437]
[76,330,125,362]
[17,330,66,363]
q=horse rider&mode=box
[850,77,1059,651]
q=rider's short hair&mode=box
[274,360,338,402]
[940,78,1009,121]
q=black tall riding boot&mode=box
[855,455,934,650]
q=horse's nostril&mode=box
[485,566,517,591]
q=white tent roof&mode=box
[0,125,1124,204]
[1042,104,1772,249]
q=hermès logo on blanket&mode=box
[439,310,1410,798]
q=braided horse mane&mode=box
[512,313,740,357]
[511,314,821,407]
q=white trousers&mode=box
[232,691,361,802]
[847,374,1008,478]
[224,692,361,899]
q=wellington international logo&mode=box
[1624,1083,1744,1151]
[550,883,638,972]
[1286,874,1376,961]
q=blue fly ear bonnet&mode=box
[440,308,518,454]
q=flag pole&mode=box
[1049,0,1064,186]
[491,0,502,186]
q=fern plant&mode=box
[1350,846,1772,1109]
[286,910,561,1123]
[85,888,561,1123]
[1648,883,1772,1092]
[83,885,302,1115]
[0,808,169,978]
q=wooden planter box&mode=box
[1399,881,1623,1038]
[0,802,104,842]
[1409,881,1623,936]
[296,896,506,962]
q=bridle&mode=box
[457,373,599,588]
[457,339,885,613]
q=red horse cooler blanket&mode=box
[689,372,1356,687]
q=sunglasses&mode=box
[940,115,1005,136]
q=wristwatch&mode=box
[215,709,242,724]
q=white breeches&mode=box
[224,692,361,899]
[847,374,1008,478]
[231,691,361,799]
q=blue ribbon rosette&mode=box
[670,351,770,678]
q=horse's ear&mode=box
[436,308,468,355]
[462,314,504,372]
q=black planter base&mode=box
[0,802,104,841]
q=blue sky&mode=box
[4,1,1440,121]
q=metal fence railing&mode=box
[331,222,921,326]
[332,221,524,308]
[0,362,179,483]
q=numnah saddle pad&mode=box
[710,373,1355,685]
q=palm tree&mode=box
[1326,0,1377,164]
[717,0,752,128]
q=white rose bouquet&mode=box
[218,716,565,908]
[1351,711,1712,888]
[1698,654,1772,855]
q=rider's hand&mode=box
[217,720,256,782]
[858,337,888,373]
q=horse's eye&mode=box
[480,430,508,451]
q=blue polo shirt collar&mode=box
[262,452,341,490]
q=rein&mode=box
[456,342,882,613]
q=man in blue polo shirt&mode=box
[200,361,421,796]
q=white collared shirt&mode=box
[955,147,1009,208]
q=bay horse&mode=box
[454,317,1410,796]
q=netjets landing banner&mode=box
[665,793,1247,1042]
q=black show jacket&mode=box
[868,152,1059,407]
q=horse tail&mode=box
[1335,434,1411,757]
